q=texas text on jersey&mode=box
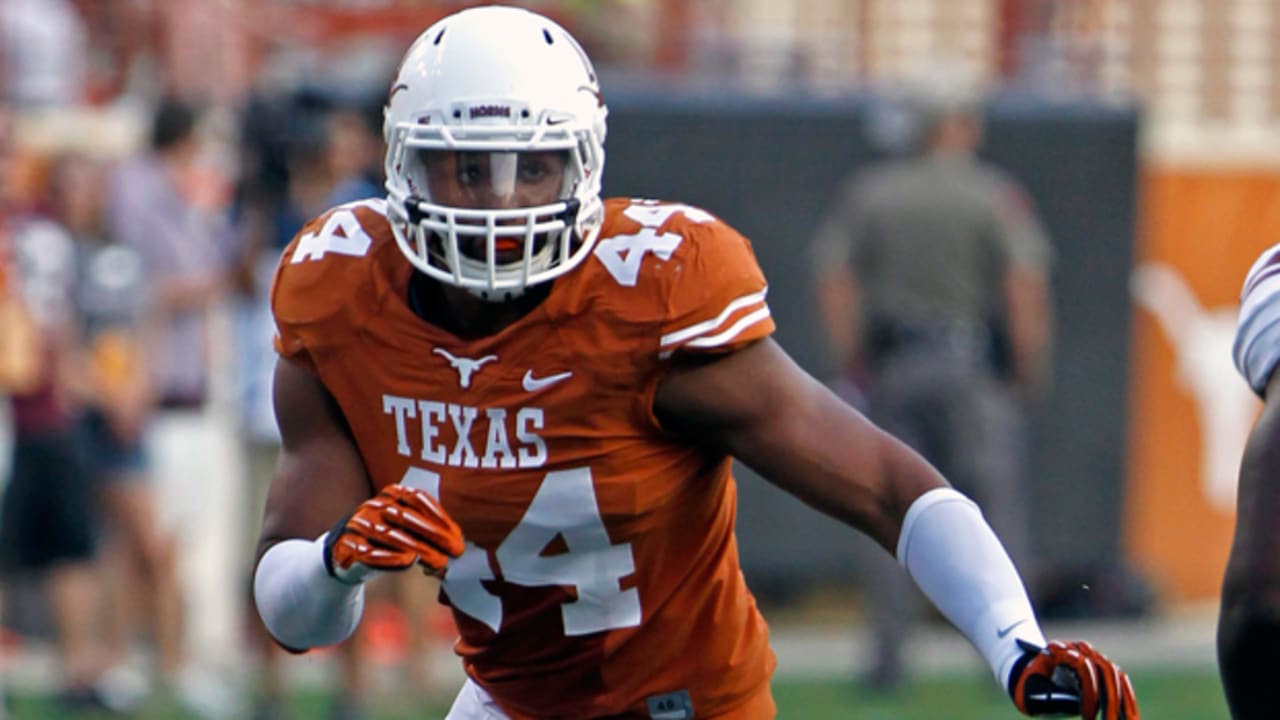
[271,196,777,718]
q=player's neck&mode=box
[408,271,550,339]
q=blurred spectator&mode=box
[811,75,1054,691]
[0,0,87,107]
[0,156,114,712]
[45,152,183,712]
[104,97,239,716]
[0,106,37,392]
[324,104,383,204]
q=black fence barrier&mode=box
[602,86,1142,612]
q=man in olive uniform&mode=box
[813,79,1054,691]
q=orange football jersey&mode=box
[272,197,778,718]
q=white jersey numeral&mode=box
[593,200,714,286]
[594,229,682,287]
[495,467,640,635]
[290,201,381,263]
[402,465,640,636]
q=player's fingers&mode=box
[1121,671,1141,717]
[357,545,418,570]
[385,489,465,556]
[333,536,415,572]
[383,499,461,544]
[1079,643,1133,720]
[360,519,454,573]
[381,501,463,554]
[387,485,457,525]
[1119,671,1138,720]
[1048,642,1099,719]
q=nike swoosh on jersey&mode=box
[522,370,573,392]
[997,618,1029,639]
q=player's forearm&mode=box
[253,534,366,651]
[897,488,1046,690]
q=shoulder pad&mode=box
[272,198,394,356]
[584,199,775,359]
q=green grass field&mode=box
[5,667,1229,719]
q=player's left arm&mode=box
[656,337,938,550]
[654,339,1137,719]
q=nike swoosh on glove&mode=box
[323,485,465,585]
[1009,639,1139,719]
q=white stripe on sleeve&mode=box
[659,289,768,348]
[658,289,771,359]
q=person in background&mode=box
[47,151,182,713]
[104,97,238,718]
[252,7,1133,720]
[1221,241,1280,719]
[0,152,113,713]
[811,74,1054,691]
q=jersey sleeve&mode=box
[270,199,388,373]
[656,213,775,359]
[1234,242,1280,395]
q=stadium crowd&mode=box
[0,1,466,716]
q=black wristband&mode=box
[322,513,354,580]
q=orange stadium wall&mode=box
[1125,168,1277,602]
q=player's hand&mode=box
[1009,639,1138,719]
[323,485,465,584]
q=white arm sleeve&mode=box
[1234,242,1280,394]
[253,534,366,651]
[896,488,1046,689]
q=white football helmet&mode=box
[383,6,607,301]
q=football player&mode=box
[1222,242,1280,719]
[252,6,1138,719]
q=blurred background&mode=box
[0,0,1273,718]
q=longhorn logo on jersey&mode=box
[433,348,498,389]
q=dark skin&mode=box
[257,288,948,567]
[1218,370,1280,719]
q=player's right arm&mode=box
[255,356,373,566]
[253,204,464,652]
[251,356,376,652]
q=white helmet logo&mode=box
[433,348,498,389]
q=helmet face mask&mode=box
[382,7,607,302]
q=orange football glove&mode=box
[1009,639,1138,719]
[323,485,465,584]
